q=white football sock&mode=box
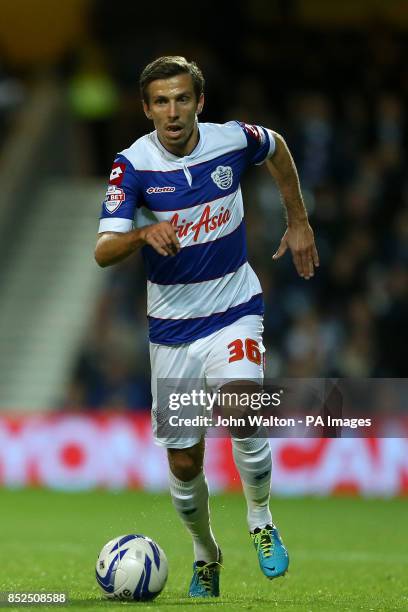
[168,469,218,563]
[232,436,273,531]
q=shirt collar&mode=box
[151,123,203,163]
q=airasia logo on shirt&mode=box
[170,204,231,242]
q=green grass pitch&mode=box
[0,490,407,611]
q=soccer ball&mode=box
[95,534,168,601]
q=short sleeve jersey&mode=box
[99,121,275,345]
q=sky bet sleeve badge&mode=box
[103,185,125,214]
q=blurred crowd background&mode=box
[0,0,407,412]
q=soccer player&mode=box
[95,56,319,597]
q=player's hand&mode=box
[273,220,319,279]
[139,221,181,257]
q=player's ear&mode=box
[196,93,204,116]
[143,100,152,120]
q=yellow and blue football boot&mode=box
[251,524,289,579]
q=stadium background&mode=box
[0,0,407,495]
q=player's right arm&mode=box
[94,155,180,267]
[95,223,180,267]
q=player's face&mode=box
[143,73,204,157]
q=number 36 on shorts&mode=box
[227,338,263,366]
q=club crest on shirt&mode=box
[211,165,233,190]
[104,185,125,214]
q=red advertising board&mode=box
[0,413,407,495]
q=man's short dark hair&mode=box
[140,56,205,104]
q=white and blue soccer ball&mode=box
[95,534,168,601]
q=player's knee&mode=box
[167,445,203,481]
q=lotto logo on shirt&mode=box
[104,185,125,214]
[109,162,126,185]
[146,186,176,194]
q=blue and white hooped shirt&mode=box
[98,121,276,345]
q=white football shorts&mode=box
[150,315,265,449]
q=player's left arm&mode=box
[266,131,319,280]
